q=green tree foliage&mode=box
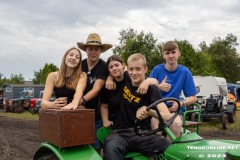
[201,34,240,83]
[9,73,25,84]
[0,73,25,87]
[113,29,240,83]
[113,28,163,75]
[32,63,59,84]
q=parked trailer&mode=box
[193,76,236,129]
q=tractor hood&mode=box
[164,139,240,160]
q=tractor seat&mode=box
[97,126,149,160]
[183,121,202,127]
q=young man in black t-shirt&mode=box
[77,33,112,152]
[103,53,172,160]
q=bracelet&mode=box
[81,97,87,106]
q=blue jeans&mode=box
[92,119,103,150]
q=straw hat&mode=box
[77,33,112,52]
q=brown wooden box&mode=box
[39,108,95,148]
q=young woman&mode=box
[41,47,87,110]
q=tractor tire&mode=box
[222,113,229,129]
[17,107,24,113]
[37,153,58,160]
[33,108,38,114]
[228,108,236,123]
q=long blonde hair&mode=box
[56,47,83,90]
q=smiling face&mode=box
[65,48,81,69]
[127,59,148,86]
[86,45,102,63]
[108,60,125,81]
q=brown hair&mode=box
[162,41,179,52]
[107,55,124,67]
[56,47,83,90]
[127,53,147,67]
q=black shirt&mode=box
[54,86,74,104]
[100,71,130,122]
[114,83,162,130]
[82,59,108,121]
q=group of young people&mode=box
[41,33,197,160]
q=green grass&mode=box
[200,111,240,132]
[0,110,39,120]
[0,109,239,132]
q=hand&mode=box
[136,106,149,120]
[77,105,86,109]
[168,101,178,112]
[158,76,171,92]
[53,97,67,109]
[61,102,78,110]
[136,80,149,94]
[103,120,113,128]
[105,75,116,90]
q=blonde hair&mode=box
[56,47,83,90]
[127,53,147,67]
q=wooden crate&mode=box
[39,108,95,148]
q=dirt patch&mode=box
[0,116,240,160]
[0,116,41,160]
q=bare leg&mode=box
[151,114,182,141]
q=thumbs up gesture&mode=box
[158,76,171,92]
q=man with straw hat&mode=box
[77,33,112,153]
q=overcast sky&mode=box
[0,0,240,80]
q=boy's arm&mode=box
[169,95,197,112]
[136,78,159,94]
[105,75,116,90]
[136,102,171,121]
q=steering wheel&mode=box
[134,97,180,136]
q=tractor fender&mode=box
[226,102,236,114]
[33,142,102,160]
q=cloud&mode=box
[0,0,240,80]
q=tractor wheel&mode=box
[222,113,229,129]
[17,107,24,113]
[33,108,38,114]
[38,153,58,160]
[228,108,236,123]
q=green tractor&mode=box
[34,98,240,160]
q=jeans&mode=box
[92,119,103,150]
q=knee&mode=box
[172,116,182,128]
[104,138,123,153]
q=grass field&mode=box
[0,110,39,120]
[0,110,239,132]
[200,111,240,132]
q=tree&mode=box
[9,74,25,84]
[32,63,59,84]
[203,34,240,83]
[113,28,163,75]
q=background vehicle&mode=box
[227,83,240,111]
[29,91,55,114]
[193,76,236,129]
